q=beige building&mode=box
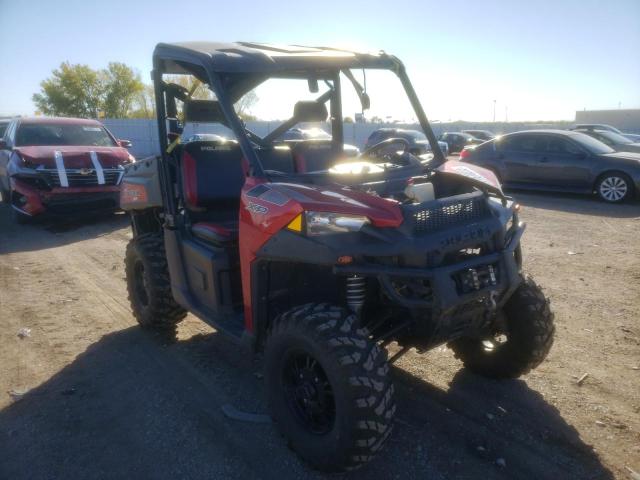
[575,109,640,132]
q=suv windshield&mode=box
[15,123,117,147]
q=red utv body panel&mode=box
[238,177,403,331]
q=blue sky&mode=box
[1,0,639,121]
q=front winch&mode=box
[455,264,498,294]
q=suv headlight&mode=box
[305,211,370,236]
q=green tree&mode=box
[33,62,103,118]
[33,62,144,118]
[130,84,156,119]
[101,62,144,118]
[235,90,258,120]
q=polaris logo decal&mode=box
[246,202,269,214]
[79,168,94,176]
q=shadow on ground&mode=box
[0,327,614,480]
[508,190,640,218]
[0,204,128,254]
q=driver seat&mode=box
[180,140,245,245]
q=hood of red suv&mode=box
[14,145,130,169]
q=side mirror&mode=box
[118,139,132,148]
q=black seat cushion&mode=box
[191,221,238,244]
[181,141,246,210]
[289,140,337,173]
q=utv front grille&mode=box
[40,168,123,188]
[411,194,490,234]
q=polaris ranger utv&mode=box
[121,42,554,472]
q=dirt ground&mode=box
[0,190,639,480]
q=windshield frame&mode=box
[202,65,444,179]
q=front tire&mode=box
[596,173,633,203]
[265,304,395,472]
[125,233,186,328]
[448,277,555,378]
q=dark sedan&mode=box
[439,131,483,153]
[460,130,640,203]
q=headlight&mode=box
[305,211,370,236]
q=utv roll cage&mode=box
[152,42,445,218]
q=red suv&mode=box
[0,117,135,222]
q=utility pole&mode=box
[505,106,508,123]
[493,100,496,123]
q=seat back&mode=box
[181,141,245,211]
[290,140,337,173]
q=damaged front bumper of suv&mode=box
[9,165,124,217]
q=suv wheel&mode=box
[596,173,632,203]
[265,304,395,472]
[125,233,187,328]
[448,277,554,378]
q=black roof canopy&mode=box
[153,41,401,75]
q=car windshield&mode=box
[577,124,622,134]
[570,132,615,154]
[15,123,117,147]
[405,130,427,141]
[0,122,9,138]
[596,131,633,145]
[188,133,225,142]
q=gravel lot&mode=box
[0,190,638,479]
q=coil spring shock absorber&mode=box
[346,275,366,315]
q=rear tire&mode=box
[265,303,395,472]
[596,172,633,203]
[448,277,554,378]
[125,233,186,328]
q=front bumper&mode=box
[334,222,525,314]
[10,178,120,217]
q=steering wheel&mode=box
[360,137,421,167]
